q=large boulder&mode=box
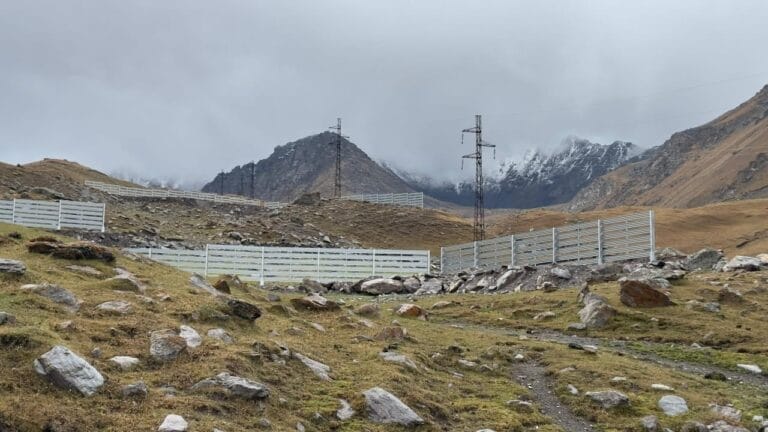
[20,284,81,312]
[290,293,340,311]
[684,248,724,271]
[149,329,187,362]
[722,256,764,272]
[363,387,424,426]
[191,372,269,399]
[619,278,673,308]
[358,278,405,295]
[0,259,26,275]
[658,395,688,416]
[33,346,104,396]
[585,390,630,409]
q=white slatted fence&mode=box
[126,245,430,284]
[441,211,655,273]
[0,199,105,231]
[340,192,424,208]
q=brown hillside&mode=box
[487,198,768,257]
[569,84,768,210]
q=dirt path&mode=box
[511,362,595,431]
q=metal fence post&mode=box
[56,200,62,230]
[260,247,265,287]
[11,198,16,224]
[427,249,431,275]
[473,241,478,268]
[148,247,152,259]
[597,219,604,265]
[100,203,106,232]
[317,250,321,280]
[552,227,558,263]
[649,210,656,262]
[204,244,209,277]
[372,249,377,276]
[510,235,516,266]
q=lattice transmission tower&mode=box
[328,118,348,198]
[461,114,495,241]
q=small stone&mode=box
[336,399,356,420]
[354,303,380,317]
[96,300,132,315]
[585,390,630,409]
[395,303,427,320]
[506,399,534,413]
[551,267,572,279]
[658,395,688,416]
[309,322,326,332]
[109,356,140,371]
[533,311,556,321]
[641,415,660,431]
[293,352,332,381]
[149,329,187,362]
[710,404,742,422]
[0,312,16,325]
[290,294,339,311]
[34,345,104,396]
[362,387,424,426]
[379,351,418,370]
[374,326,407,341]
[158,414,188,432]
[54,320,76,332]
[178,325,202,348]
[121,381,149,399]
[567,384,579,395]
[207,328,234,343]
[191,372,269,399]
[651,383,674,391]
[737,364,762,374]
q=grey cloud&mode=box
[1,0,767,185]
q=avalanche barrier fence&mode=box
[126,244,431,284]
[0,199,105,232]
[440,210,655,273]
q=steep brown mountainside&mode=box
[569,84,768,210]
[201,132,418,202]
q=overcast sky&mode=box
[2,1,768,186]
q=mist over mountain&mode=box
[399,137,640,209]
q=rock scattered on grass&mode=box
[585,390,630,409]
[149,329,187,362]
[121,381,148,399]
[290,293,340,311]
[191,372,270,400]
[336,399,356,421]
[109,356,140,371]
[178,325,202,348]
[293,352,332,380]
[0,311,16,325]
[379,351,418,370]
[395,303,427,320]
[96,300,132,315]
[34,345,104,396]
[658,395,688,416]
[20,283,81,312]
[207,328,234,343]
[0,258,26,275]
[158,414,188,432]
[736,363,762,374]
[363,387,424,426]
[227,298,262,320]
[619,277,673,308]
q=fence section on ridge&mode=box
[440,210,654,273]
[85,180,285,209]
[0,199,105,231]
[126,245,430,283]
[87,180,423,209]
[341,192,424,208]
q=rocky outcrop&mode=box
[363,387,425,426]
[34,346,104,396]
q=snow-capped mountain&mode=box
[401,137,640,209]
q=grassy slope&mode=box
[2,223,767,431]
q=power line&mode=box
[461,114,495,242]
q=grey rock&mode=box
[65,265,103,276]
[684,248,724,270]
[158,414,188,432]
[359,278,405,295]
[585,390,630,409]
[723,255,764,272]
[736,363,762,374]
[33,345,104,396]
[336,399,356,421]
[710,404,741,422]
[109,356,140,371]
[227,298,262,320]
[551,267,572,279]
[680,422,708,432]
[685,300,720,313]
[293,352,332,380]
[20,283,81,312]
[299,278,326,293]
[121,381,149,398]
[379,351,418,370]
[403,277,421,293]
[290,293,339,311]
[192,372,269,399]
[415,278,444,295]
[190,273,225,297]
[0,258,26,275]
[578,297,616,328]
[588,262,625,282]
[207,328,234,343]
[658,395,688,416]
[362,387,424,426]
[149,329,187,362]
[179,325,202,348]
[708,420,749,432]
[96,300,132,315]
